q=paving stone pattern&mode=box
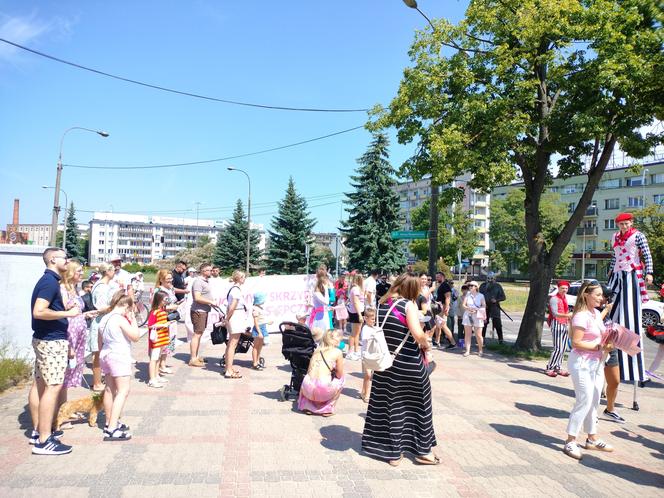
[0,323,662,497]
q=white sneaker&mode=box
[563,441,582,460]
[584,439,614,452]
[157,376,169,384]
[147,379,164,388]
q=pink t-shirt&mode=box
[347,286,365,314]
[570,309,605,359]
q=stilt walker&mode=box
[607,212,654,410]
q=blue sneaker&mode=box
[29,430,63,445]
[31,434,72,455]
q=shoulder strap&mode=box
[381,298,411,358]
[226,285,240,302]
[319,350,334,372]
[379,298,402,330]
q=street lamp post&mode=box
[42,186,68,250]
[403,1,439,277]
[51,127,109,246]
[227,167,251,274]
[642,168,649,207]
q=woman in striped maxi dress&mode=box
[361,273,438,466]
[607,212,654,385]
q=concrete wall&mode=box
[0,244,47,359]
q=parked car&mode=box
[549,280,664,328]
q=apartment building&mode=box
[88,212,266,264]
[392,175,491,272]
[491,159,664,279]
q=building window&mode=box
[604,198,619,210]
[99,240,104,245]
[626,176,644,187]
[651,173,664,184]
[628,196,643,207]
[654,194,664,205]
[599,178,621,189]
[567,202,575,214]
[564,185,578,194]
[604,219,616,230]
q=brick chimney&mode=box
[12,198,19,226]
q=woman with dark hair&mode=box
[362,273,438,466]
[333,273,349,331]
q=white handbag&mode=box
[362,299,411,372]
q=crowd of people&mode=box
[26,210,658,463]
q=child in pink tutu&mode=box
[298,329,345,416]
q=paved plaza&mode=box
[0,322,662,498]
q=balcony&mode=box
[576,227,598,236]
[584,206,598,217]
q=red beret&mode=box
[557,280,570,288]
[615,212,634,223]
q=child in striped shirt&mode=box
[147,291,171,388]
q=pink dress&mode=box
[63,293,88,388]
[297,349,345,415]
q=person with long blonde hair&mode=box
[224,270,248,378]
[298,329,345,416]
[562,282,615,460]
[60,261,96,396]
[346,273,365,361]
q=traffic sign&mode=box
[391,230,428,240]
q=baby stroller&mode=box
[211,306,264,370]
[278,321,316,401]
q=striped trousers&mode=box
[547,320,569,371]
[608,271,646,382]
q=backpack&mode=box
[361,299,411,372]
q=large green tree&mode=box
[409,200,477,267]
[634,203,664,285]
[490,190,573,276]
[371,0,663,349]
[267,178,316,274]
[64,202,82,261]
[341,133,406,273]
[213,199,262,272]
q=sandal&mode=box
[414,454,441,465]
[388,455,403,467]
[103,427,132,442]
[224,371,243,379]
[252,364,263,370]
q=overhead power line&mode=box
[0,38,369,113]
[64,125,366,170]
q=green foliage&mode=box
[0,344,32,393]
[213,199,262,273]
[64,202,81,261]
[409,200,477,265]
[197,235,211,248]
[311,245,337,272]
[634,203,664,284]
[371,1,663,348]
[341,133,406,273]
[175,243,216,269]
[122,262,158,274]
[267,178,316,274]
[490,190,573,275]
[77,237,89,265]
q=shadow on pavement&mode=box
[511,379,574,398]
[133,361,148,383]
[640,424,664,436]
[506,362,545,374]
[320,424,361,453]
[254,390,284,401]
[610,429,664,455]
[514,402,568,419]
[17,404,32,436]
[490,423,664,488]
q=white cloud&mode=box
[0,12,73,62]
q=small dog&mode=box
[56,391,104,430]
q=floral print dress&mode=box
[63,291,88,388]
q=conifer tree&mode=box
[341,133,405,273]
[65,202,82,261]
[213,199,262,272]
[267,177,316,274]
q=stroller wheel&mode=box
[259,357,265,368]
[219,357,226,368]
[279,386,288,402]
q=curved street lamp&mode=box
[227,167,252,274]
[50,127,109,246]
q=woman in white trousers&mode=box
[563,282,615,460]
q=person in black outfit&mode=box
[81,280,95,327]
[376,272,390,303]
[480,272,506,343]
[171,260,189,301]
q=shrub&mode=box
[0,345,32,393]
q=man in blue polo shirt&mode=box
[28,247,81,455]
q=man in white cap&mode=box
[109,255,133,295]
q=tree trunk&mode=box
[515,259,553,350]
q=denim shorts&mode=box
[252,323,268,338]
[605,349,619,367]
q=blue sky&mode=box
[0,1,469,233]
